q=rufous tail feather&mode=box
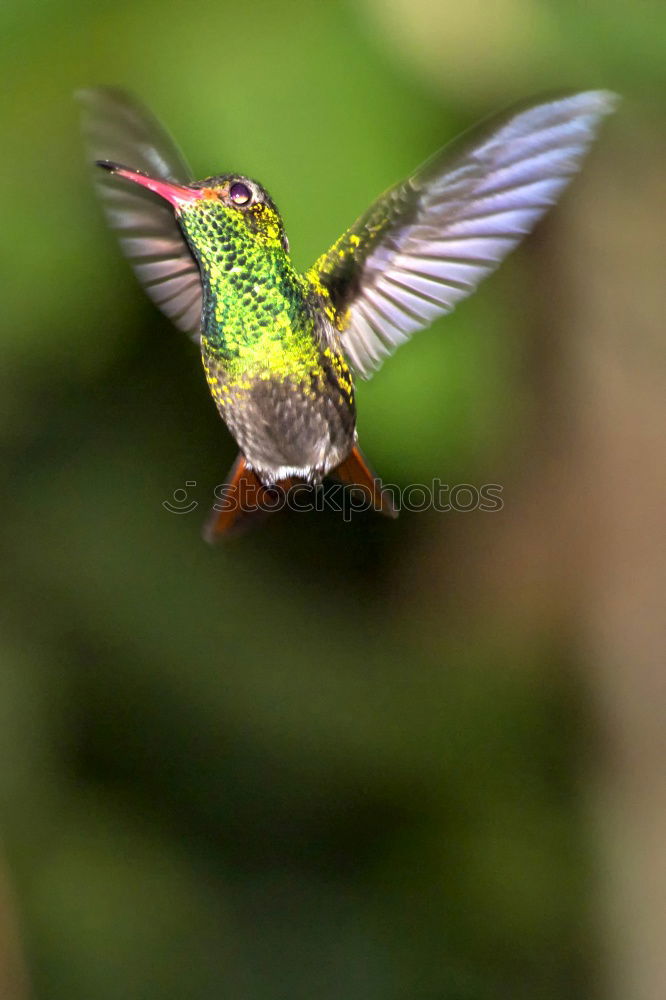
[329,445,398,519]
[203,453,293,542]
[204,445,397,542]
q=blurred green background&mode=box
[1,1,664,999]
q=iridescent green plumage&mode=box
[79,86,617,538]
[173,176,356,484]
[183,182,320,370]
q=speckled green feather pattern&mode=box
[177,176,356,482]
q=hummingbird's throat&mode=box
[177,201,308,367]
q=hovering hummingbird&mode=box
[79,88,616,540]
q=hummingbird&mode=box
[79,87,616,540]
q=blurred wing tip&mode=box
[572,88,621,109]
[75,84,131,99]
[74,86,104,104]
[566,89,621,123]
[539,89,621,122]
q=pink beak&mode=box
[96,160,204,209]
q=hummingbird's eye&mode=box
[229,181,252,207]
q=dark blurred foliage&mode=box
[1,1,664,999]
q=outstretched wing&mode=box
[311,91,618,378]
[77,87,204,338]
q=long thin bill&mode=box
[96,160,204,209]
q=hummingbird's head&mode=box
[96,162,289,256]
[191,173,290,254]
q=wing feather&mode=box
[78,87,204,338]
[311,90,618,377]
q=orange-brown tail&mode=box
[329,444,398,520]
[204,445,397,542]
[202,453,293,542]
